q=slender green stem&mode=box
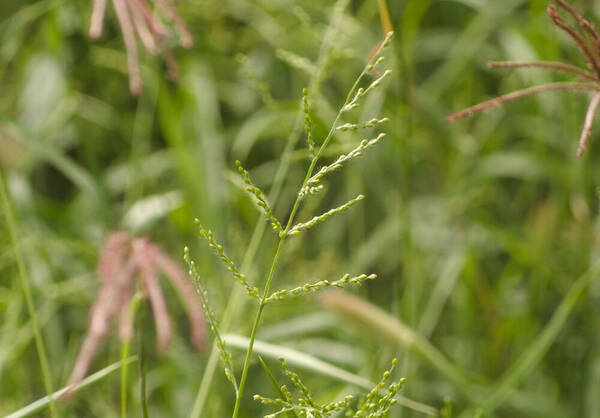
[231,38,388,416]
[121,293,143,418]
[139,302,149,418]
[232,238,286,417]
[0,170,57,418]
[121,340,130,418]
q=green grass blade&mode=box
[120,340,130,418]
[320,291,482,398]
[418,251,466,337]
[478,267,597,413]
[5,357,137,418]
[0,170,57,418]
[1,121,102,199]
[121,293,143,418]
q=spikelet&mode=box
[303,88,316,156]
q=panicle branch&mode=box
[184,247,238,393]
[236,161,284,234]
[446,82,599,121]
[548,4,600,76]
[339,33,393,114]
[343,70,392,112]
[488,60,598,82]
[336,117,390,132]
[554,0,600,47]
[300,134,385,197]
[280,358,317,408]
[266,272,377,303]
[578,92,600,157]
[288,194,365,236]
[194,220,260,299]
[254,358,403,417]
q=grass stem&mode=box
[121,292,143,418]
[0,170,57,418]
[139,301,149,418]
[120,340,130,418]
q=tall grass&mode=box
[2,0,600,417]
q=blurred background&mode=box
[1,0,600,416]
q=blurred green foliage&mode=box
[2,0,600,417]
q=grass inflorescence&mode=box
[186,30,400,417]
[5,0,600,416]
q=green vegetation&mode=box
[2,0,600,417]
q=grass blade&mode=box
[320,290,481,398]
[6,357,137,418]
[478,267,597,413]
[0,170,56,418]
